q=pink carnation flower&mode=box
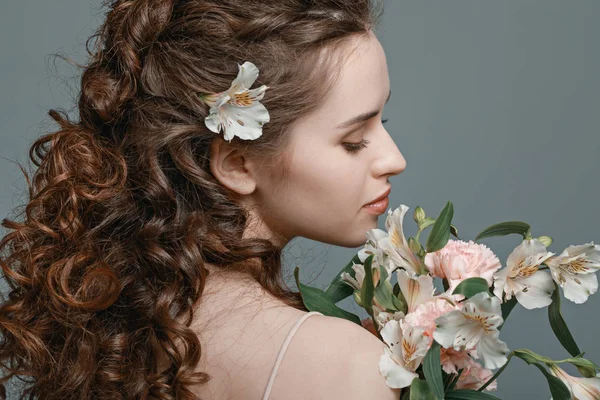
[456,358,498,391]
[440,347,472,375]
[424,240,502,293]
[402,296,460,338]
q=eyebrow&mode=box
[336,89,392,129]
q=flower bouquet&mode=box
[294,202,600,399]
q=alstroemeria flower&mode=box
[358,228,397,280]
[340,260,384,290]
[376,309,405,331]
[396,269,435,312]
[433,292,509,370]
[201,61,270,142]
[545,242,600,304]
[378,205,424,276]
[340,262,367,291]
[378,320,431,389]
[549,365,600,399]
[492,239,555,309]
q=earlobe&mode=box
[209,136,257,196]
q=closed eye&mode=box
[342,118,389,154]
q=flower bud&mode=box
[413,206,426,225]
[353,290,363,307]
[537,235,553,247]
[408,237,423,257]
[372,266,381,287]
[450,224,459,238]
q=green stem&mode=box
[478,352,514,392]
[415,229,423,243]
[369,311,384,342]
[447,368,464,391]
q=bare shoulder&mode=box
[273,313,402,400]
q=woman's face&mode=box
[249,33,407,248]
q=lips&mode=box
[364,186,392,206]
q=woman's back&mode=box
[188,273,401,400]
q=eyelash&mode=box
[342,118,389,154]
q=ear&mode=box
[209,136,257,196]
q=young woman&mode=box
[0,1,406,399]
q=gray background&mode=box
[1,1,598,398]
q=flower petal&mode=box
[383,206,422,275]
[379,348,419,389]
[204,112,223,134]
[218,101,270,141]
[340,271,361,291]
[229,61,260,92]
[475,331,509,370]
[433,311,466,348]
[380,319,403,359]
[550,365,600,400]
[514,270,555,309]
[397,269,434,312]
[552,269,598,304]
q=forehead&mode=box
[292,34,390,134]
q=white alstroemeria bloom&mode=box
[549,365,600,399]
[379,320,430,389]
[376,310,405,331]
[493,239,555,310]
[201,61,270,142]
[380,205,424,277]
[545,242,600,304]
[433,292,509,370]
[396,269,435,312]
[358,228,398,280]
[340,262,367,291]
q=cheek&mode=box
[286,157,366,217]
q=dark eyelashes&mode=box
[342,118,389,154]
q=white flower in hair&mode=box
[200,61,270,142]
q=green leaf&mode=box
[452,277,490,299]
[531,363,571,400]
[325,253,363,303]
[294,266,361,325]
[423,341,445,400]
[548,281,581,357]
[446,389,501,400]
[426,201,454,253]
[392,290,408,313]
[374,268,400,311]
[499,297,517,330]
[474,221,531,241]
[410,378,437,400]
[360,255,376,316]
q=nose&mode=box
[371,128,407,179]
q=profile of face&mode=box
[212,33,407,249]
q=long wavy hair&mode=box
[0,0,384,398]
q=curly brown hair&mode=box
[0,0,384,398]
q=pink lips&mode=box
[364,186,391,207]
[362,186,392,215]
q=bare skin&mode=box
[188,31,407,399]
